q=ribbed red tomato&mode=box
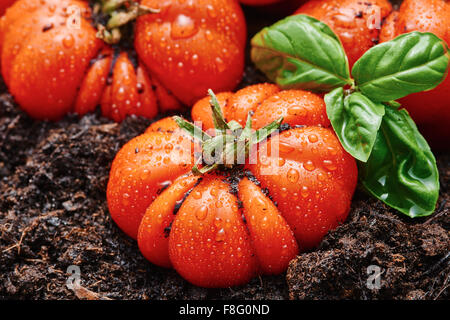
[0,0,246,121]
[107,84,357,287]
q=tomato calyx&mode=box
[93,0,159,44]
[174,90,283,176]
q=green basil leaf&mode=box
[352,32,450,102]
[325,88,385,162]
[358,106,439,217]
[251,14,351,92]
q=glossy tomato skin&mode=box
[251,89,330,129]
[135,0,247,107]
[107,130,194,239]
[226,83,280,127]
[145,117,181,134]
[191,91,233,131]
[192,84,357,251]
[169,176,259,288]
[379,0,450,149]
[138,174,200,268]
[295,0,392,68]
[247,126,357,249]
[109,84,357,287]
[0,0,246,121]
[238,177,299,274]
[0,0,101,120]
[192,83,329,130]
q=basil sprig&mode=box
[251,15,450,217]
[251,15,352,92]
[352,32,450,102]
[358,107,439,217]
[325,88,385,162]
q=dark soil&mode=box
[287,167,449,300]
[0,3,448,300]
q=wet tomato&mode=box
[0,0,246,121]
[108,84,357,287]
[295,0,392,68]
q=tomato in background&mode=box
[295,0,392,68]
[380,0,450,149]
[0,0,246,121]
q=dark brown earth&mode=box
[287,167,449,300]
[0,2,448,300]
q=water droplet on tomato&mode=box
[191,54,199,66]
[206,5,217,18]
[192,190,202,199]
[122,193,130,205]
[205,30,213,41]
[287,106,303,116]
[327,146,338,155]
[142,169,151,179]
[116,87,126,101]
[164,143,173,152]
[48,4,56,13]
[215,199,224,208]
[157,181,171,190]
[170,14,198,39]
[62,34,74,48]
[287,168,299,183]
[12,45,19,55]
[300,186,309,198]
[255,196,266,208]
[195,206,208,221]
[335,9,354,27]
[279,142,294,154]
[317,172,326,182]
[215,57,225,73]
[308,134,318,143]
[323,160,337,171]
[214,217,223,228]
[215,228,225,242]
[303,160,315,171]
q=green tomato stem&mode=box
[173,90,283,175]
